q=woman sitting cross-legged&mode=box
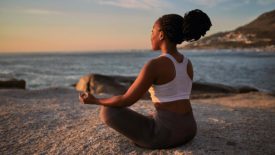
[79,9,212,149]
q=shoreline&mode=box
[2,74,274,100]
[0,87,274,154]
[3,81,273,95]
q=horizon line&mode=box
[0,48,154,54]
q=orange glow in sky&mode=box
[0,0,274,53]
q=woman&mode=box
[79,9,212,149]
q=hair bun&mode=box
[182,9,212,42]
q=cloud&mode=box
[249,0,275,5]
[24,9,62,15]
[188,0,226,7]
[95,0,172,10]
[0,7,65,16]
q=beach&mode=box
[1,87,274,154]
[1,50,275,154]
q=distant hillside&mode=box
[183,10,275,50]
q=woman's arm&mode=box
[79,59,157,107]
[187,59,193,80]
[98,59,156,107]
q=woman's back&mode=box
[149,53,194,114]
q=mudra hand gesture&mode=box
[79,92,98,104]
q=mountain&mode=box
[183,10,275,50]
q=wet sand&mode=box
[0,88,274,154]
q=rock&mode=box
[236,86,258,93]
[75,73,258,99]
[75,74,151,99]
[0,74,26,89]
[226,141,237,146]
[76,74,126,95]
[192,82,237,93]
[1,88,274,154]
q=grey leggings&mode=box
[99,106,197,149]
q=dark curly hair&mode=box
[158,9,212,44]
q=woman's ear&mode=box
[159,31,164,41]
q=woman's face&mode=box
[151,20,163,51]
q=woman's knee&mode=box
[99,106,110,123]
[99,106,121,124]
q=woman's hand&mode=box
[79,92,98,105]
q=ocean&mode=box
[1,50,275,93]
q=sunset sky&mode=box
[1,0,275,53]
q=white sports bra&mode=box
[148,53,192,103]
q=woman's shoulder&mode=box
[147,56,174,75]
[150,55,173,65]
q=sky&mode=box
[0,0,275,53]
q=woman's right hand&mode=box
[79,92,98,105]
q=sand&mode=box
[0,88,274,154]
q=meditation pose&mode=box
[79,9,211,149]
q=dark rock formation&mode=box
[76,74,128,95]
[192,82,236,93]
[192,82,258,94]
[75,74,151,99]
[75,73,258,99]
[0,75,26,89]
[236,86,259,93]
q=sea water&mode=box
[0,50,275,92]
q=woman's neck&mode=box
[160,42,179,55]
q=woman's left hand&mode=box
[79,92,98,105]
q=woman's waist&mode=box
[154,99,192,115]
[153,106,196,130]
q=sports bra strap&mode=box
[160,53,185,64]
